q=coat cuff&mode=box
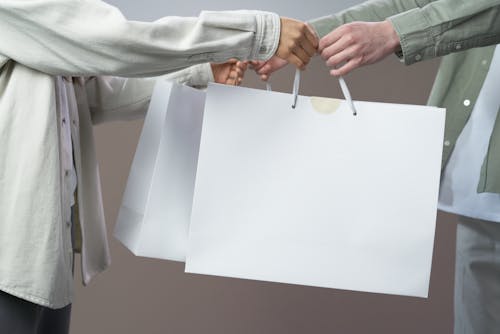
[388,8,435,65]
[188,63,215,87]
[252,12,281,61]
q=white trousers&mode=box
[454,216,500,334]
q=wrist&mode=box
[382,20,401,54]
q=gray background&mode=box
[102,0,365,21]
[70,1,455,333]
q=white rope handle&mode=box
[291,69,301,109]
[338,76,358,116]
[265,69,357,115]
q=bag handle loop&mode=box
[265,69,357,116]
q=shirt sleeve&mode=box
[85,63,214,124]
[388,0,500,65]
[309,0,500,66]
[309,0,430,38]
[0,0,280,76]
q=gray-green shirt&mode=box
[310,0,500,194]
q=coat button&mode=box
[415,54,422,61]
[463,99,471,107]
[444,140,451,147]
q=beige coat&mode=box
[0,0,280,308]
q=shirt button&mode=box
[415,54,422,61]
[66,221,71,227]
[62,118,66,124]
[455,44,462,50]
[444,140,451,147]
[463,99,471,107]
[65,170,69,177]
[482,60,488,66]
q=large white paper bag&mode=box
[185,81,446,297]
[114,80,205,261]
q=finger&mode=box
[298,37,316,61]
[226,75,237,85]
[257,63,273,75]
[329,58,361,77]
[260,74,269,81]
[249,60,265,70]
[235,61,248,72]
[231,67,245,81]
[292,46,311,68]
[234,70,244,82]
[287,53,306,69]
[318,27,344,52]
[325,45,358,68]
[231,66,243,77]
[321,35,353,61]
[301,39,317,58]
[304,23,319,49]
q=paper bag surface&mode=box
[186,83,445,297]
[115,80,205,261]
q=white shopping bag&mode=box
[114,80,205,261]
[185,72,446,297]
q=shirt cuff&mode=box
[252,12,281,61]
[388,8,435,65]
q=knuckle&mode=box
[318,41,325,51]
[326,57,336,67]
[343,25,353,34]
[345,35,355,44]
[321,50,330,60]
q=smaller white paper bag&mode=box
[185,81,446,298]
[114,80,205,261]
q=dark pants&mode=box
[0,290,71,334]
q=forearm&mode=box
[309,0,430,38]
[310,0,500,65]
[0,0,279,76]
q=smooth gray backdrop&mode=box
[71,1,455,333]
[103,0,365,21]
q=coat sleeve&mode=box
[0,0,279,76]
[84,63,214,124]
